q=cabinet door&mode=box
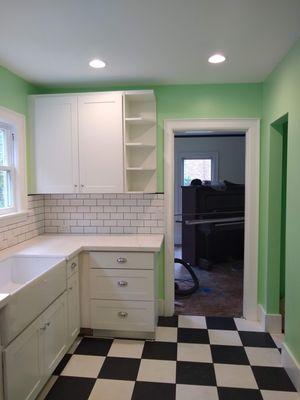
[30,95,79,193]
[42,293,68,376]
[78,93,124,193]
[3,319,43,400]
[67,272,80,345]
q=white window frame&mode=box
[0,107,28,225]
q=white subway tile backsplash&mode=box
[0,193,163,243]
[0,195,45,251]
[44,193,164,235]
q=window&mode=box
[0,106,27,223]
[183,158,212,185]
[180,152,218,186]
[0,123,15,214]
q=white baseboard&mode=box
[258,304,282,333]
[157,299,165,316]
[282,342,300,392]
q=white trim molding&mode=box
[164,118,260,319]
[0,106,28,226]
[282,342,300,392]
[258,304,282,333]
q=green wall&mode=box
[0,65,38,185]
[0,65,37,115]
[261,39,300,361]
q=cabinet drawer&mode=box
[88,252,154,269]
[67,256,79,278]
[89,269,154,301]
[90,300,155,332]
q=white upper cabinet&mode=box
[78,93,123,193]
[29,90,156,194]
[29,95,79,193]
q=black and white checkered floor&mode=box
[39,316,298,400]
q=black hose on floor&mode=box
[175,258,199,296]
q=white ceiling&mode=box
[1,0,300,86]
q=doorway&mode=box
[164,119,260,321]
[174,132,246,316]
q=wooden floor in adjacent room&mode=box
[174,247,243,317]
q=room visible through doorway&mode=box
[174,131,246,317]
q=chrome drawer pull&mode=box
[118,311,128,318]
[118,280,128,287]
[71,262,77,269]
[117,257,127,263]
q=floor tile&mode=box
[177,343,212,363]
[206,317,237,330]
[211,345,249,365]
[176,384,218,400]
[239,332,277,348]
[155,326,178,342]
[176,361,216,386]
[142,341,177,360]
[132,382,176,400]
[218,387,263,400]
[108,339,144,358]
[214,364,258,389]
[178,315,207,329]
[137,359,176,383]
[252,366,296,391]
[234,318,264,332]
[53,354,72,375]
[45,376,95,400]
[261,390,300,400]
[245,347,282,367]
[88,379,134,400]
[98,357,140,381]
[158,316,178,327]
[177,328,210,344]
[271,334,285,349]
[208,329,243,346]
[74,337,113,356]
[61,355,105,378]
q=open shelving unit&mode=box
[123,90,157,193]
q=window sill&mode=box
[0,211,28,227]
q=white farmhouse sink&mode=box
[0,255,66,345]
[0,256,65,295]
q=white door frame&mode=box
[164,118,260,320]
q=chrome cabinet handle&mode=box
[71,262,77,269]
[118,311,128,318]
[40,322,51,331]
[69,286,73,291]
[118,280,128,287]
[117,257,127,264]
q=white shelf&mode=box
[126,167,156,171]
[125,117,156,125]
[125,143,155,148]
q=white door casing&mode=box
[164,118,260,320]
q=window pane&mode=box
[0,171,13,209]
[0,127,11,166]
[183,159,212,185]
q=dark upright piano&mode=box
[181,181,245,267]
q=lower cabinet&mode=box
[3,293,68,400]
[67,271,80,346]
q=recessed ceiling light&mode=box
[208,54,226,64]
[89,59,106,68]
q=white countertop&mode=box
[0,234,164,309]
[0,234,164,261]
